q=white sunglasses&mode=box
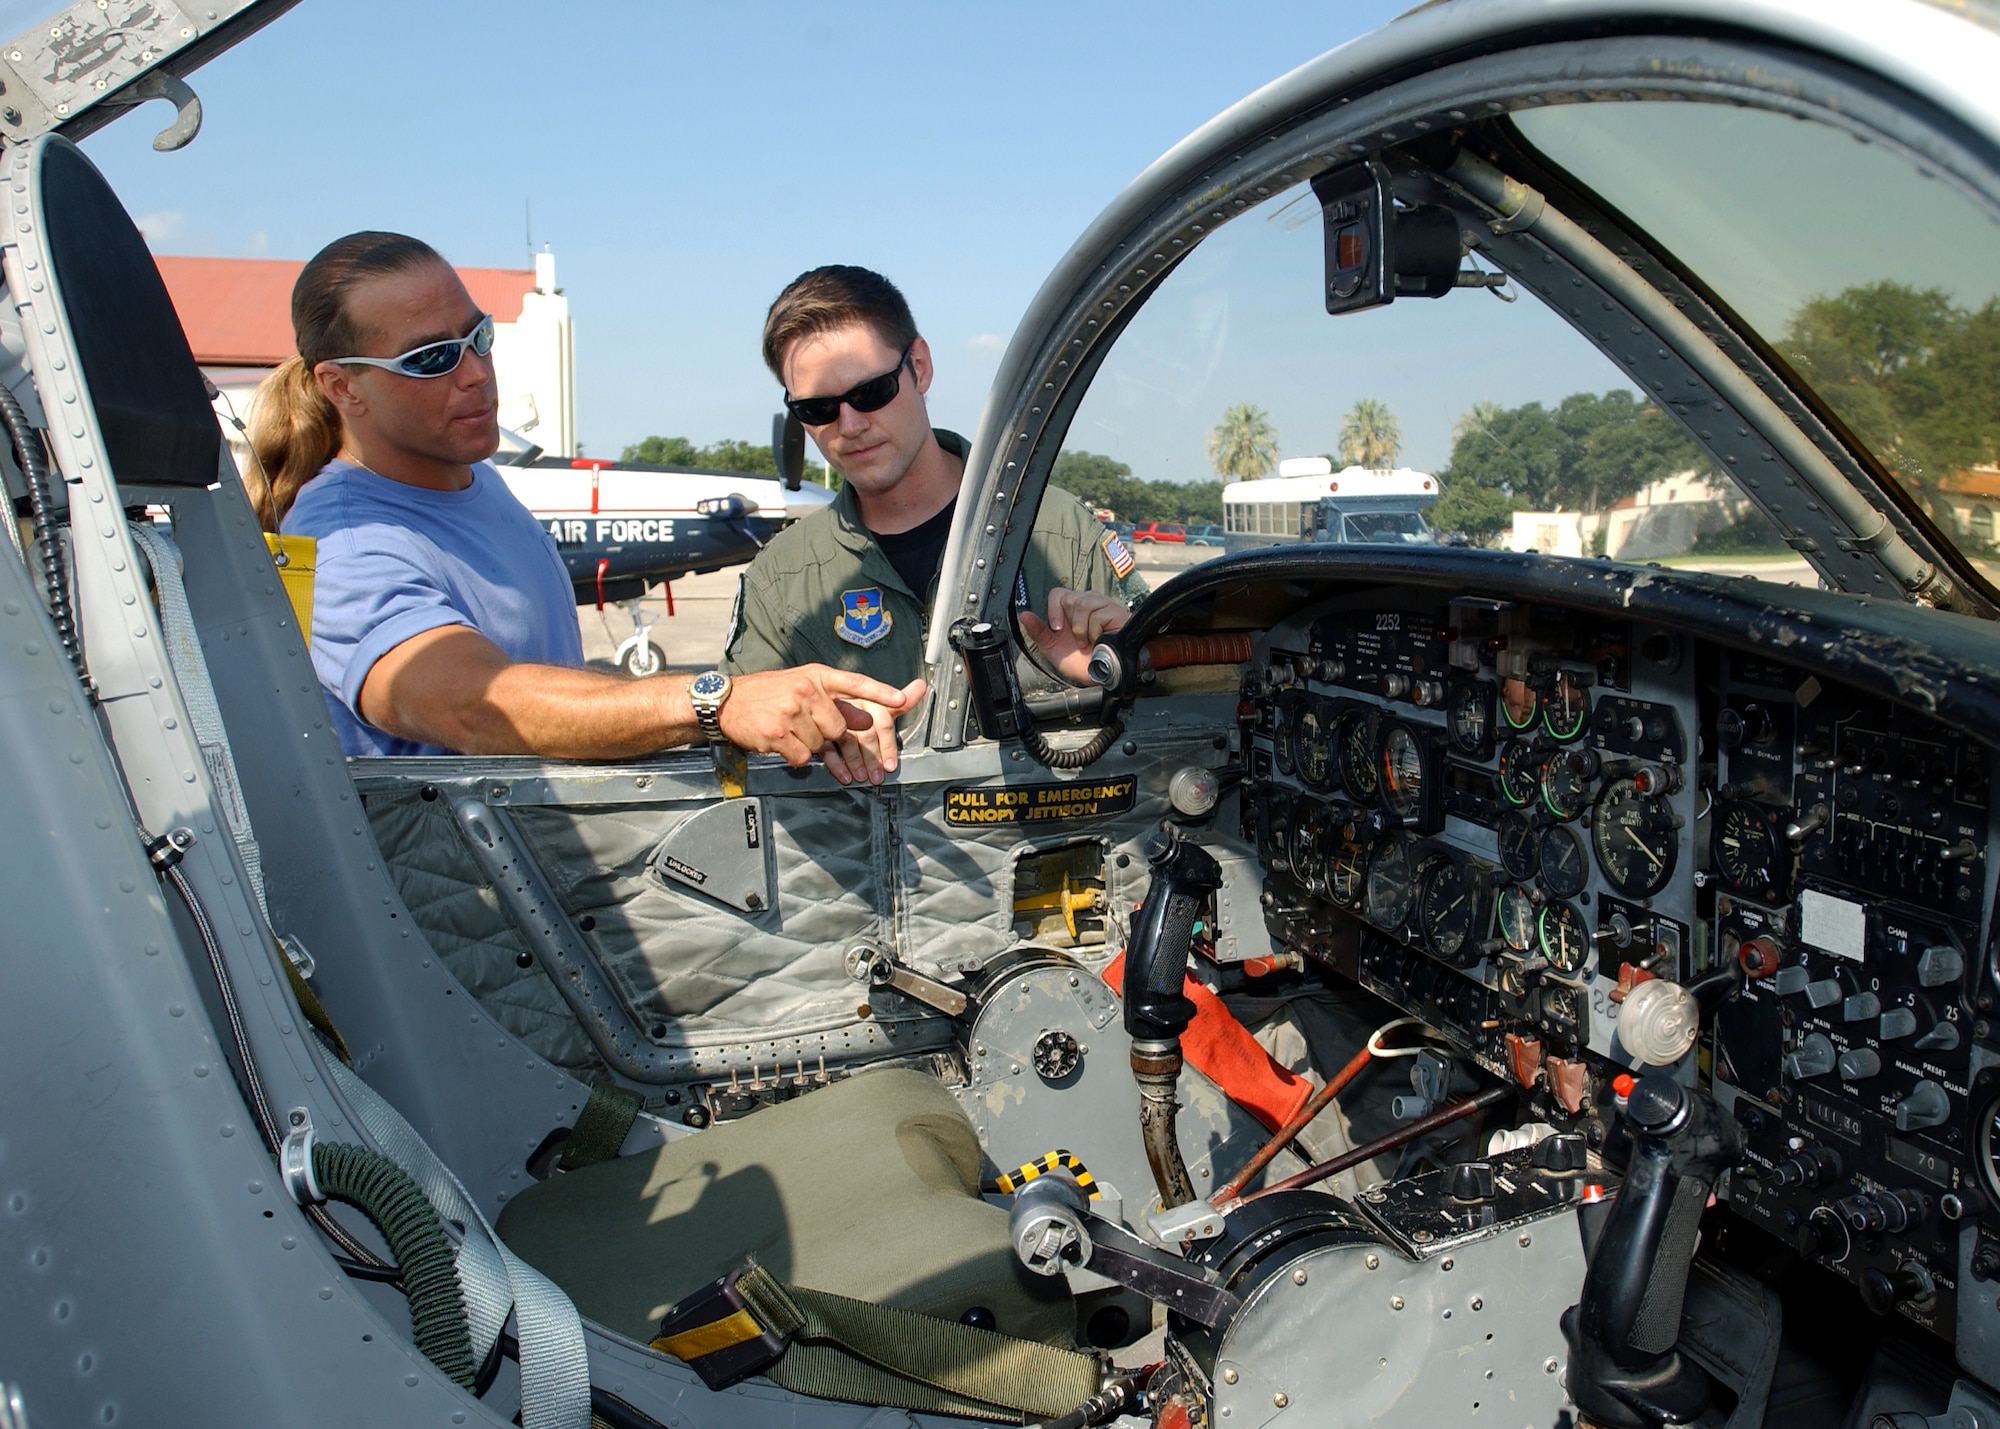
[330,313,495,378]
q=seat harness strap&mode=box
[556,1082,642,1172]
[652,1263,1101,1423]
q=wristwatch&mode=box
[689,670,733,744]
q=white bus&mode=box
[1223,458,1440,553]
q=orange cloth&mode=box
[1101,953,1312,1132]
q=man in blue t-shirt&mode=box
[272,234,918,781]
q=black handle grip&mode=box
[1122,831,1222,1041]
[1563,1076,1744,1429]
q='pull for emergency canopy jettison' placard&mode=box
[942,777,1138,827]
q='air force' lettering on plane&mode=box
[546,518,680,545]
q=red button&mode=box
[1612,1073,1635,1098]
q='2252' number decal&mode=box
[1375,612,1402,632]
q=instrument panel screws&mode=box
[1365,1253,1379,1270]
[1519,1233,1533,1247]
[1389,1296,1405,1311]
[1292,1267,1308,1285]
[1273,1393,1289,1409]
[1544,1358,1560,1374]
[1440,1257,1454,1271]
[1470,1297,1484,1311]
[1221,1368,1238,1384]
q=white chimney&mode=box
[534,246,556,294]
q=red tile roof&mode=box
[154,255,537,368]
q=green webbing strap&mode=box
[733,1264,1100,1423]
[280,951,352,1066]
[557,1082,643,1172]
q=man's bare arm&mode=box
[357,625,922,776]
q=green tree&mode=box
[1338,397,1402,468]
[1052,450,1223,523]
[620,434,831,484]
[1206,403,1279,481]
[1433,389,1717,541]
[1781,280,2000,503]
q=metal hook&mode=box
[105,71,203,152]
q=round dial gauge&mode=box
[1417,857,1476,963]
[1713,799,1782,901]
[1365,835,1415,931]
[1498,809,1541,882]
[1338,710,1379,803]
[1328,840,1367,907]
[1449,682,1492,756]
[1537,983,1583,1036]
[1501,677,1539,732]
[1543,671,1590,742]
[1499,741,1542,807]
[1287,802,1332,895]
[1538,824,1589,900]
[1591,778,1678,898]
[1293,700,1333,789]
[1273,693,1300,776]
[1497,885,1538,952]
[1540,751,1592,822]
[1380,725,1426,819]
[1976,1093,2000,1209]
[1538,901,1590,975]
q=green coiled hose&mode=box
[312,1141,476,1389]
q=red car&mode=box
[1129,521,1187,544]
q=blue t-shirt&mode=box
[282,459,583,757]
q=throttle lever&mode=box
[1122,828,1222,1210]
[1561,1075,1744,1429]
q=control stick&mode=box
[1122,828,1222,1210]
[1561,1075,1743,1428]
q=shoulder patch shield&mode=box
[1101,529,1136,578]
[837,587,893,647]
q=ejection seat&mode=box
[17,131,1088,1422]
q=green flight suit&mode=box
[720,430,1146,688]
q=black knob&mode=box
[1625,1076,1689,1137]
[1838,1194,1887,1233]
[1859,1264,1932,1316]
[1535,1133,1588,1173]
[1448,1160,1496,1202]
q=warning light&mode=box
[1335,226,1364,271]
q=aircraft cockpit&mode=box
[7,4,2000,1428]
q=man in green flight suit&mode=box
[721,265,1145,775]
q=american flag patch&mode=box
[1101,530,1135,578]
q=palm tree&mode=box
[1206,403,1279,480]
[1452,399,1503,447]
[1338,397,1402,469]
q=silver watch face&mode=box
[691,671,728,702]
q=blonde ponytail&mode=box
[244,354,340,530]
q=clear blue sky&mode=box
[77,1,1420,463]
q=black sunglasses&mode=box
[784,341,914,426]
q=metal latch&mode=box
[845,942,968,1017]
[280,1107,323,1205]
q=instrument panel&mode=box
[1230,586,2000,1340]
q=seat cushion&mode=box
[496,1069,1074,1346]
